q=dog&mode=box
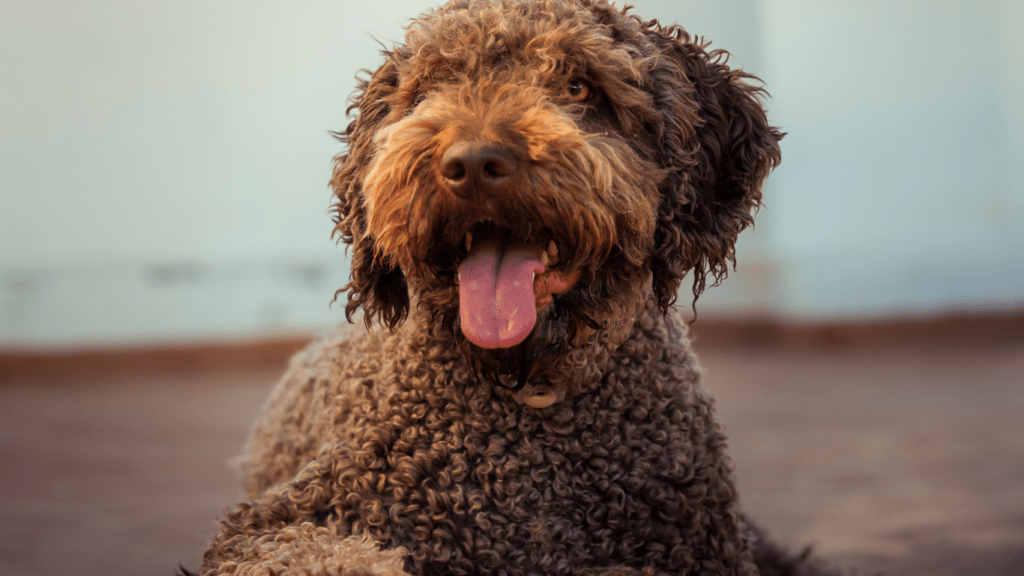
[187,1,842,575]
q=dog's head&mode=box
[331,0,781,405]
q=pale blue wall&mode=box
[1,0,424,345]
[753,0,1024,317]
[2,1,1022,346]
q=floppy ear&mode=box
[643,25,783,311]
[330,56,411,329]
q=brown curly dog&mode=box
[188,1,840,574]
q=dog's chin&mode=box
[462,336,564,410]
[456,288,599,409]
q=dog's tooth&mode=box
[465,231,473,251]
[546,240,559,266]
[540,252,549,267]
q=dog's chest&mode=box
[355,390,725,574]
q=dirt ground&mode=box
[0,337,1021,575]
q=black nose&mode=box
[440,141,517,198]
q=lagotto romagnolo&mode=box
[187,1,845,575]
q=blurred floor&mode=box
[699,342,1024,576]
[1,332,1022,575]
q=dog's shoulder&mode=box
[233,322,398,498]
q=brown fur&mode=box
[187,1,844,575]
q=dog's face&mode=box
[331,0,781,405]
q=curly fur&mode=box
[187,1,846,575]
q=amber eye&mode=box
[566,79,591,102]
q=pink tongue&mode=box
[458,233,545,349]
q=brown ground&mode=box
[1,331,1022,575]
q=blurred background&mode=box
[1,1,1022,575]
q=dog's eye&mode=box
[565,79,591,102]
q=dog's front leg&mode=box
[186,529,410,576]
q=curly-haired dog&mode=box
[189,1,838,574]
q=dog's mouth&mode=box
[456,221,581,350]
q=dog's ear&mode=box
[643,25,783,311]
[330,57,410,329]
